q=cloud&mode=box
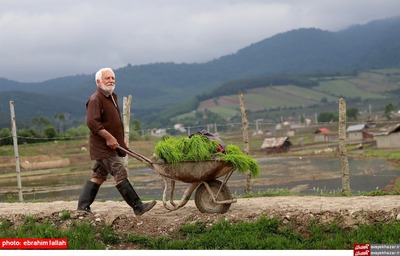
[0,0,399,82]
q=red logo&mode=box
[354,244,370,256]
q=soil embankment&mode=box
[0,196,399,238]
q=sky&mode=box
[1,0,399,82]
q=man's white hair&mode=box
[95,67,114,82]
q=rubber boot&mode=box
[116,179,156,216]
[77,180,100,212]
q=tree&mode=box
[130,118,142,140]
[43,125,57,138]
[132,118,142,131]
[0,128,12,145]
[179,109,227,129]
[17,128,37,144]
[54,113,65,135]
[32,116,52,135]
[346,108,359,121]
[65,124,89,137]
[300,114,305,124]
[384,103,395,120]
[317,112,338,123]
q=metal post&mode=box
[9,101,23,201]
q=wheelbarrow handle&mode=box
[116,145,153,167]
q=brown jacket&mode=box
[86,89,126,160]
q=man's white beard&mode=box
[100,83,115,95]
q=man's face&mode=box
[97,70,115,95]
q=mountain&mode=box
[210,17,400,75]
[0,91,84,128]
[1,16,400,129]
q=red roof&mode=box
[315,128,331,135]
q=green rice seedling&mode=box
[155,135,217,163]
[224,144,243,155]
[154,135,260,177]
[174,136,189,154]
[154,136,183,164]
[221,154,250,172]
[248,159,261,177]
[221,145,260,177]
[184,135,217,161]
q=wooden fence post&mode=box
[123,95,132,169]
[9,100,23,201]
[338,98,351,193]
[239,91,252,193]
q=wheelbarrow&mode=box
[117,145,237,214]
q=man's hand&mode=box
[97,129,118,149]
[105,136,118,149]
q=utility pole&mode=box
[9,100,23,201]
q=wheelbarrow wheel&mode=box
[194,179,232,214]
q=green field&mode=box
[196,68,400,119]
[315,80,386,99]
[273,85,337,102]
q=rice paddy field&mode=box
[195,68,400,120]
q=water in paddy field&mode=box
[233,156,399,195]
[0,156,398,202]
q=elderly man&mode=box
[77,67,156,216]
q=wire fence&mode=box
[0,119,398,143]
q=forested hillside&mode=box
[0,16,399,129]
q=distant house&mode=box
[374,124,400,149]
[314,128,332,142]
[151,128,167,137]
[346,124,372,141]
[261,137,292,154]
[174,123,186,133]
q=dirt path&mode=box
[1,196,399,238]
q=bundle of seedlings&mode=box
[154,134,260,177]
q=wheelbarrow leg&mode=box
[162,177,199,211]
[215,170,234,199]
[169,180,177,207]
